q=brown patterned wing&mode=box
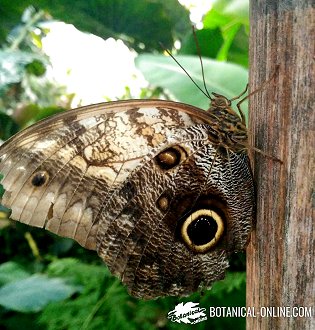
[0,99,254,299]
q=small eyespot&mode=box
[154,145,187,170]
[31,171,49,187]
[181,209,224,253]
[156,194,170,211]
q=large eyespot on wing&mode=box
[180,209,225,253]
[0,100,211,252]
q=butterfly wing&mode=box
[0,99,254,298]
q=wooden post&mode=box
[247,1,314,329]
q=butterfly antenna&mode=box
[159,42,211,100]
[237,65,280,109]
[191,25,212,100]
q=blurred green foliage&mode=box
[0,0,191,52]
[0,6,73,131]
[0,0,250,329]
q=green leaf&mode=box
[210,272,246,297]
[204,0,249,28]
[0,179,4,198]
[216,23,242,61]
[135,54,248,111]
[38,259,132,330]
[227,25,249,67]
[179,28,224,59]
[0,112,19,140]
[0,262,30,286]
[201,0,249,66]
[25,59,46,76]
[219,0,249,23]
[0,274,81,312]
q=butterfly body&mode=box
[0,98,254,298]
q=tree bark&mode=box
[247,1,314,329]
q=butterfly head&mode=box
[210,93,231,109]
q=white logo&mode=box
[167,302,207,324]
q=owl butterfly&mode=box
[0,76,254,300]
